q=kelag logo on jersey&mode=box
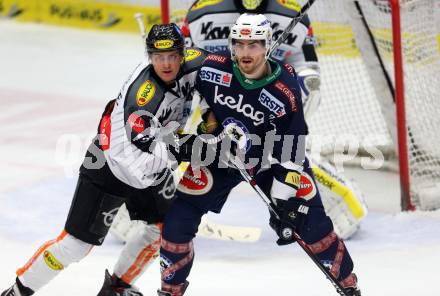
[200,66,232,87]
[258,89,286,117]
[213,86,264,126]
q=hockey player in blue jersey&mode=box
[157,14,361,296]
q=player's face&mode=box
[233,40,266,76]
[150,50,183,84]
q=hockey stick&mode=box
[268,0,317,57]
[229,160,350,296]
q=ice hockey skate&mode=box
[97,270,143,296]
[1,279,34,296]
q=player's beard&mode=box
[237,54,267,80]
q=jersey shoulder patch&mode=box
[128,66,165,114]
[181,47,209,74]
[187,0,236,22]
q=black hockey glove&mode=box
[167,133,197,162]
[269,198,309,246]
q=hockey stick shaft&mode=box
[231,161,349,296]
[268,0,318,57]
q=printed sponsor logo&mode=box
[277,0,301,11]
[240,28,252,35]
[154,39,174,49]
[200,66,232,87]
[137,80,156,106]
[275,81,297,112]
[184,48,202,62]
[205,54,227,64]
[127,113,146,133]
[158,173,176,200]
[260,19,270,26]
[296,172,317,201]
[285,171,301,187]
[178,166,213,195]
[284,63,295,75]
[222,117,251,151]
[191,0,223,10]
[43,251,64,271]
[313,170,336,191]
[160,254,175,280]
[213,85,264,126]
[102,207,119,227]
[258,89,286,117]
[200,21,230,40]
[49,4,122,27]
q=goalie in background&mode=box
[1,24,207,296]
[181,0,368,239]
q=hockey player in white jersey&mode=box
[1,24,207,296]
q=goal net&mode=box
[307,0,440,210]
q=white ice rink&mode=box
[1,21,440,295]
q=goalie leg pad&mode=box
[64,174,126,245]
[16,231,93,292]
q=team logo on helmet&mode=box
[240,28,252,35]
[137,80,156,107]
[184,49,202,62]
[154,39,174,49]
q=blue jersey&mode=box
[195,52,307,172]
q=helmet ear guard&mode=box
[146,23,185,56]
[228,13,272,61]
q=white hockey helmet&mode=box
[228,13,272,60]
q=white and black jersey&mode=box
[183,0,318,69]
[99,48,208,189]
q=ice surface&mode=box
[1,21,440,295]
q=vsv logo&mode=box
[213,86,264,126]
[258,89,286,117]
[200,67,232,87]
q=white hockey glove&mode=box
[297,67,321,120]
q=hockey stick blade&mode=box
[197,217,262,243]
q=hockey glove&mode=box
[269,198,309,246]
